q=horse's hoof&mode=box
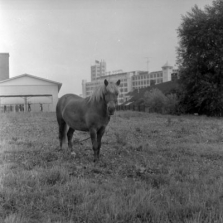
[93,158,99,163]
[57,147,62,151]
[71,151,76,157]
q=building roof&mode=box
[0,73,62,92]
[0,53,10,56]
[162,61,173,68]
[97,70,141,79]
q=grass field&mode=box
[1,111,223,223]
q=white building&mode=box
[82,61,176,104]
[0,74,62,112]
[0,53,62,112]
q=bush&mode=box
[144,89,167,114]
[166,94,179,115]
[144,89,180,114]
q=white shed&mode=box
[0,74,62,112]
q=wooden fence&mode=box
[0,103,52,113]
[116,104,149,112]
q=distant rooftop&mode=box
[162,61,173,68]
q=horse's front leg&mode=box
[89,128,99,162]
[67,127,74,152]
[97,127,106,159]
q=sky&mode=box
[0,0,214,96]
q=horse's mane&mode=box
[88,82,119,103]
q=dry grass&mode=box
[1,111,223,222]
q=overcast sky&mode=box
[0,0,214,96]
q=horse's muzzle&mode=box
[108,107,115,115]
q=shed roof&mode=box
[0,73,62,92]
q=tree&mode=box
[177,0,223,116]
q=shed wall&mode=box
[0,85,58,111]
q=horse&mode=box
[56,79,120,162]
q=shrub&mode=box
[165,93,179,115]
[144,89,167,114]
[144,89,181,115]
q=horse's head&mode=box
[104,79,120,116]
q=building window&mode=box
[150,80,155,86]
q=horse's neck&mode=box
[90,99,108,117]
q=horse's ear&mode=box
[116,80,121,86]
[104,79,108,86]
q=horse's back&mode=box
[60,93,82,100]
[56,94,83,118]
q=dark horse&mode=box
[56,79,120,162]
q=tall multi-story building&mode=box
[91,60,106,81]
[82,71,137,104]
[82,61,177,104]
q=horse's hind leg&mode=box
[67,127,75,151]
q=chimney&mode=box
[0,53,10,81]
